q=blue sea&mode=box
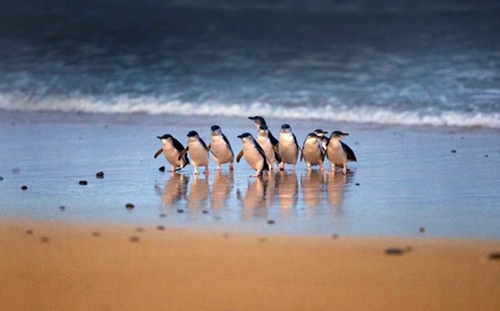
[1,0,499,128]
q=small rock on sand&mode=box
[385,248,405,255]
[267,220,275,225]
[488,252,500,261]
[130,236,140,243]
[0,176,4,181]
[125,203,135,209]
[159,166,166,172]
[26,229,33,235]
[96,171,104,179]
[21,185,28,191]
[40,237,50,243]
[78,180,88,185]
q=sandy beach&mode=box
[1,219,499,311]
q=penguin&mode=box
[256,124,281,170]
[300,132,325,171]
[178,131,210,175]
[208,125,234,171]
[154,134,189,172]
[236,132,270,177]
[326,131,357,174]
[313,129,329,154]
[248,116,279,147]
[278,124,300,171]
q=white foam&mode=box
[1,93,499,129]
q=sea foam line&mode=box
[1,94,499,129]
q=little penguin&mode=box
[236,132,270,177]
[179,131,210,175]
[301,133,325,171]
[278,124,300,171]
[248,116,279,147]
[313,129,329,154]
[326,131,357,174]
[154,134,189,172]
[208,125,234,171]
[256,124,281,170]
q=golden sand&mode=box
[1,220,499,311]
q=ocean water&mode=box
[1,0,499,128]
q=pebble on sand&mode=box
[79,180,88,185]
[267,220,275,225]
[21,185,28,191]
[488,252,500,260]
[159,213,167,218]
[0,176,4,181]
[331,234,339,239]
[26,229,33,235]
[157,225,165,231]
[40,237,50,243]
[59,206,65,211]
[177,209,185,213]
[12,167,20,175]
[159,166,166,172]
[450,150,457,153]
[96,171,104,179]
[419,227,425,233]
[385,248,405,255]
[130,236,140,243]
[91,231,101,237]
[125,203,135,209]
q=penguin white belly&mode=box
[243,145,265,171]
[211,137,233,163]
[328,143,347,165]
[163,144,182,167]
[279,136,298,164]
[189,142,209,166]
[257,136,275,163]
[304,144,322,165]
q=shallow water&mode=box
[1,112,499,238]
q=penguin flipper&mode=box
[206,143,218,159]
[178,146,189,161]
[341,141,357,162]
[154,148,163,159]
[236,150,244,163]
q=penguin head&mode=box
[313,129,328,137]
[157,134,173,141]
[258,124,269,134]
[280,124,292,133]
[330,131,349,139]
[249,116,266,126]
[237,132,254,142]
[306,133,319,142]
[210,125,221,135]
[187,131,199,141]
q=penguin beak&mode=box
[237,135,242,139]
[248,117,254,120]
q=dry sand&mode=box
[1,219,499,311]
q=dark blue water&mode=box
[1,0,499,127]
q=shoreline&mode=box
[1,218,499,311]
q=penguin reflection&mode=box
[210,170,234,211]
[187,175,210,211]
[276,171,298,210]
[326,172,350,209]
[238,177,273,219]
[301,170,325,208]
[156,174,189,207]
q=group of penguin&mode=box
[154,116,357,177]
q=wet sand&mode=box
[1,219,499,311]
